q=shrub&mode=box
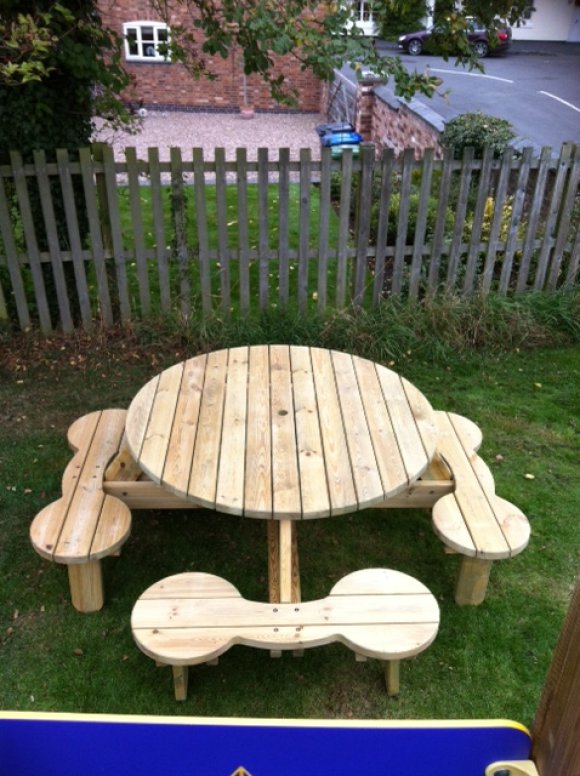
[441,112,515,159]
[379,1,429,40]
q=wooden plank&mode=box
[244,344,272,518]
[446,147,474,293]
[56,149,92,329]
[148,147,171,311]
[270,345,301,518]
[316,147,332,311]
[125,146,150,315]
[353,357,406,496]
[332,350,383,506]
[336,149,353,307]
[101,143,131,321]
[298,148,311,312]
[125,373,161,462]
[139,362,184,479]
[463,146,494,295]
[258,147,269,311]
[563,224,580,289]
[163,354,207,495]
[499,146,532,294]
[392,148,414,296]
[516,146,553,292]
[215,346,249,514]
[290,346,330,518]
[215,148,230,313]
[278,519,294,603]
[79,147,113,326]
[372,149,395,305]
[277,148,291,306]
[33,149,74,332]
[532,581,580,776]
[171,147,191,317]
[310,347,357,514]
[193,147,211,314]
[427,147,454,296]
[0,169,30,329]
[481,147,514,294]
[547,143,580,290]
[352,144,374,306]
[535,143,573,290]
[236,148,250,313]
[374,365,432,484]
[9,150,52,333]
[188,348,229,508]
[409,148,433,300]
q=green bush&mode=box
[441,112,515,159]
[379,1,429,40]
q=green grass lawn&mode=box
[0,332,578,726]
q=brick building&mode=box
[98,0,324,112]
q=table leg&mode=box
[267,520,300,604]
[455,557,493,605]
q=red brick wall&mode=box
[369,95,443,158]
[99,0,322,111]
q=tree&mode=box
[0,1,133,159]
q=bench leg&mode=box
[384,660,400,696]
[455,557,493,606]
[68,561,104,613]
[172,665,189,701]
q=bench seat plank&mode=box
[30,410,132,611]
[132,569,439,699]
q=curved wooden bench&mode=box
[30,410,132,612]
[131,568,440,701]
[431,412,530,605]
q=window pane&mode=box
[126,29,138,55]
[141,26,154,41]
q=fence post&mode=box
[91,142,118,321]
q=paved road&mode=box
[374,41,580,152]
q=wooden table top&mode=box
[125,345,437,520]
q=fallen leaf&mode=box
[524,473,535,480]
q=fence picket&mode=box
[9,151,52,333]
[298,148,311,311]
[392,148,415,296]
[373,149,395,304]
[236,148,250,312]
[499,147,533,294]
[79,148,113,326]
[547,144,580,291]
[32,150,73,332]
[409,148,433,300]
[446,147,475,292]
[0,168,31,329]
[427,148,454,295]
[101,143,131,321]
[56,149,92,329]
[317,148,332,311]
[563,227,580,289]
[193,147,211,314]
[258,148,269,311]
[481,147,514,294]
[335,149,353,308]
[463,147,494,295]
[353,144,375,306]
[215,148,230,314]
[516,147,553,293]
[148,147,171,312]
[125,147,151,315]
[534,143,573,290]
[277,148,291,307]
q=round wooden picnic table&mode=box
[125,345,438,601]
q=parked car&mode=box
[398,19,512,58]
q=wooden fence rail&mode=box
[0,142,578,333]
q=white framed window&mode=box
[123,22,170,62]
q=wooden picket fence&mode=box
[0,142,578,333]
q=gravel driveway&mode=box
[94,110,325,161]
